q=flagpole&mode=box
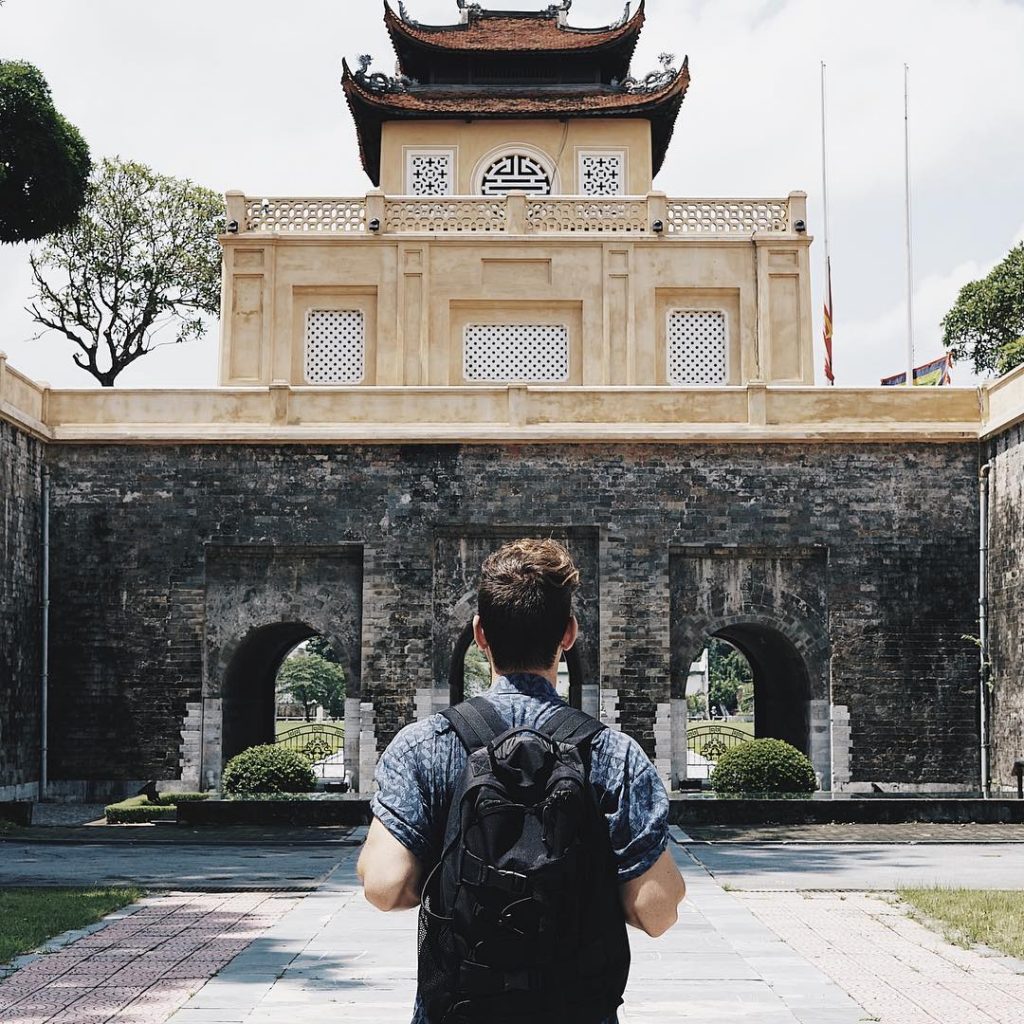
[903,63,915,386]
[820,62,835,385]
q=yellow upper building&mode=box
[219,0,815,394]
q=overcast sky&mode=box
[2,0,1023,389]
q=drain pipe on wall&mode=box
[40,466,50,801]
[979,460,991,798]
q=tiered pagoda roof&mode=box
[384,0,646,83]
[342,0,689,186]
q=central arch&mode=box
[447,620,584,709]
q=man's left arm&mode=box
[357,816,424,911]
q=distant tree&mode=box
[707,638,753,716]
[27,157,223,386]
[276,653,346,722]
[0,60,91,243]
[305,635,341,664]
[686,693,707,719]
[464,644,492,699]
[942,244,1024,376]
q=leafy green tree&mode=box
[464,643,492,699]
[707,638,753,715]
[27,157,223,386]
[686,693,707,718]
[942,244,1024,376]
[305,635,341,664]
[276,653,346,722]
[0,61,91,243]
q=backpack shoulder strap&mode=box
[441,695,508,753]
[541,705,606,749]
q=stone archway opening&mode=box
[714,623,811,754]
[222,622,313,764]
[672,620,816,788]
[447,621,583,708]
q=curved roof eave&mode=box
[383,0,646,56]
[341,57,689,184]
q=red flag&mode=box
[823,256,835,385]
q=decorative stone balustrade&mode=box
[226,191,803,237]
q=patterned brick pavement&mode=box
[738,890,1024,1024]
[0,892,297,1024]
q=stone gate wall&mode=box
[0,419,42,800]
[42,440,980,792]
[988,421,1024,793]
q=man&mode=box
[358,538,686,1023]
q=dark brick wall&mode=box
[0,420,41,796]
[43,441,981,788]
[988,423,1024,792]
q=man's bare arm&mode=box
[357,817,424,911]
[619,848,686,937]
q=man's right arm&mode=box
[619,847,686,937]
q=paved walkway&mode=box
[683,841,1024,890]
[164,849,866,1024]
[0,893,298,1024]
[739,891,1024,1024]
[3,831,1024,1022]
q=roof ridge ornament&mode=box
[353,54,418,94]
[612,51,684,94]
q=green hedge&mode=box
[221,745,317,796]
[710,738,818,795]
[104,796,176,824]
[104,792,207,823]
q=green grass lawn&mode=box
[0,887,143,965]
[899,889,1024,959]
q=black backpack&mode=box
[417,696,630,1024]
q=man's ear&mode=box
[561,614,578,654]
[473,614,489,654]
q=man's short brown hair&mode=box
[477,538,580,672]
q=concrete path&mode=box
[3,830,1024,1022]
[739,891,1024,1024]
[0,842,351,890]
[163,845,866,1024]
[682,841,1024,890]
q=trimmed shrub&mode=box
[104,796,177,824]
[221,745,317,796]
[710,738,818,795]
[153,792,208,806]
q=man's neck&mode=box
[493,665,558,687]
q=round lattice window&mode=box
[479,153,552,196]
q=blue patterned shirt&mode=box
[370,673,670,1024]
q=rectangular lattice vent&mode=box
[667,310,728,385]
[305,309,365,384]
[579,152,624,196]
[464,324,569,382]
[407,151,454,196]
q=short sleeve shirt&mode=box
[370,673,671,1024]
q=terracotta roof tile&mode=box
[385,1,645,54]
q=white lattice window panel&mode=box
[479,154,552,196]
[406,150,454,196]
[578,152,624,196]
[667,310,727,385]
[463,324,568,382]
[305,310,365,384]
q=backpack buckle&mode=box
[462,851,528,894]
